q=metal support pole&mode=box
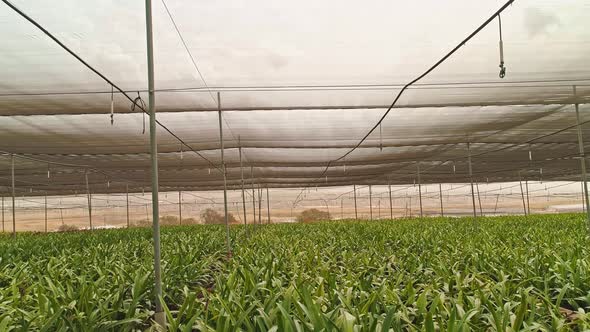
[11,154,15,238]
[519,173,527,216]
[388,182,393,219]
[251,167,256,229]
[369,185,373,220]
[439,183,444,217]
[178,190,182,225]
[85,170,92,230]
[525,180,530,215]
[218,92,231,255]
[467,142,477,221]
[417,163,423,218]
[144,0,164,326]
[476,181,483,216]
[44,193,48,232]
[266,187,270,224]
[239,139,247,230]
[257,185,262,225]
[494,194,500,214]
[126,184,130,228]
[574,92,590,226]
[353,184,358,219]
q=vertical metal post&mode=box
[266,187,270,224]
[525,180,530,215]
[388,182,393,219]
[126,184,130,228]
[494,194,500,214]
[178,190,182,225]
[258,186,262,225]
[467,142,477,221]
[85,170,92,230]
[369,185,373,220]
[519,173,527,216]
[217,92,231,255]
[574,89,590,226]
[144,0,164,326]
[439,183,444,217]
[582,182,586,213]
[11,154,15,238]
[1,195,4,232]
[353,184,358,219]
[44,193,48,232]
[476,181,483,216]
[417,163,423,218]
[251,167,256,228]
[239,138,247,230]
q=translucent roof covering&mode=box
[1,0,590,194]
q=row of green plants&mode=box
[0,214,589,330]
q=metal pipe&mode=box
[144,0,164,326]
[266,187,270,224]
[574,90,590,227]
[126,184,130,228]
[251,167,256,229]
[178,190,182,225]
[494,194,500,214]
[369,185,373,220]
[467,142,477,222]
[476,181,483,216]
[417,163,423,218]
[519,173,527,216]
[257,185,262,225]
[85,170,92,230]
[525,180,530,215]
[353,184,358,219]
[388,182,393,219]
[439,183,444,217]
[44,193,48,232]
[239,138,247,231]
[218,92,231,256]
[11,154,15,238]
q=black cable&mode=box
[1,0,223,174]
[296,0,515,195]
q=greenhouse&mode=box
[1,0,590,330]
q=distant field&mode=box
[1,214,589,330]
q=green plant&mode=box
[1,214,589,330]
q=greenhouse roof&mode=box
[1,0,590,194]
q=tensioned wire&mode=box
[295,0,517,196]
[159,0,256,197]
[0,0,223,175]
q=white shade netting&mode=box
[1,0,590,195]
